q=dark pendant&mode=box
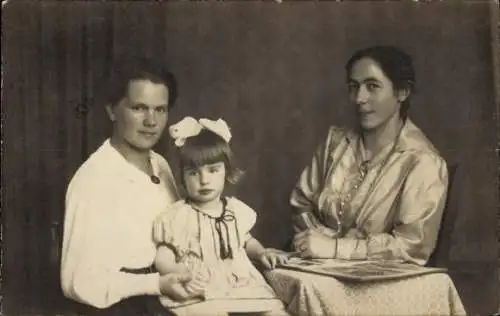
[150,175,160,184]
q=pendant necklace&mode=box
[148,157,160,184]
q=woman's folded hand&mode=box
[293,229,337,259]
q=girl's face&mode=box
[347,57,406,131]
[183,161,226,207]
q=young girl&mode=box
[152,117,291,316]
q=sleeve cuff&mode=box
[118,272,161,298]
[336,238,368,260]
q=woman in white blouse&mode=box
[61,56,200,315]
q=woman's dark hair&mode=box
[104,55,178,109]
[345,45,415,119]
[178,129,244,185]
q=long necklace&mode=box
[336,125,404,234]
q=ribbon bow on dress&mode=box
[169,116,232,147]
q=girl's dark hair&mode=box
[178,129,244,185]
[345,45,416,119]
[104,55,178,109]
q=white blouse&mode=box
[61,140,179,308]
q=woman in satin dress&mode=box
[291,45,448,266]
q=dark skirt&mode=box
[78,295,174,316]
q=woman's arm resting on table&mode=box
[293,229,338,258]
[289,129,346,257]
[290,129,340,231]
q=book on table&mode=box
[276,257,447,282]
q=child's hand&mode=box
[258,248,290,270]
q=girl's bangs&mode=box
[180,143,228,169]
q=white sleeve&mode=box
[228,198,257,243]
[60,174,161,309]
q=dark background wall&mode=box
[3,2,499,315]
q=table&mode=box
[265,269,466,316]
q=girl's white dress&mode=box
[152,197,284,313]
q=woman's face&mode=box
[106,79,169,152]
[347,58,404,131]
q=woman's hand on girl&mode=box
[293,229,337,258]
[159,272,200,302]
[184,270,210,297]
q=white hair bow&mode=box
[169,116,232,147]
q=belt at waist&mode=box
[120,265,157,274]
